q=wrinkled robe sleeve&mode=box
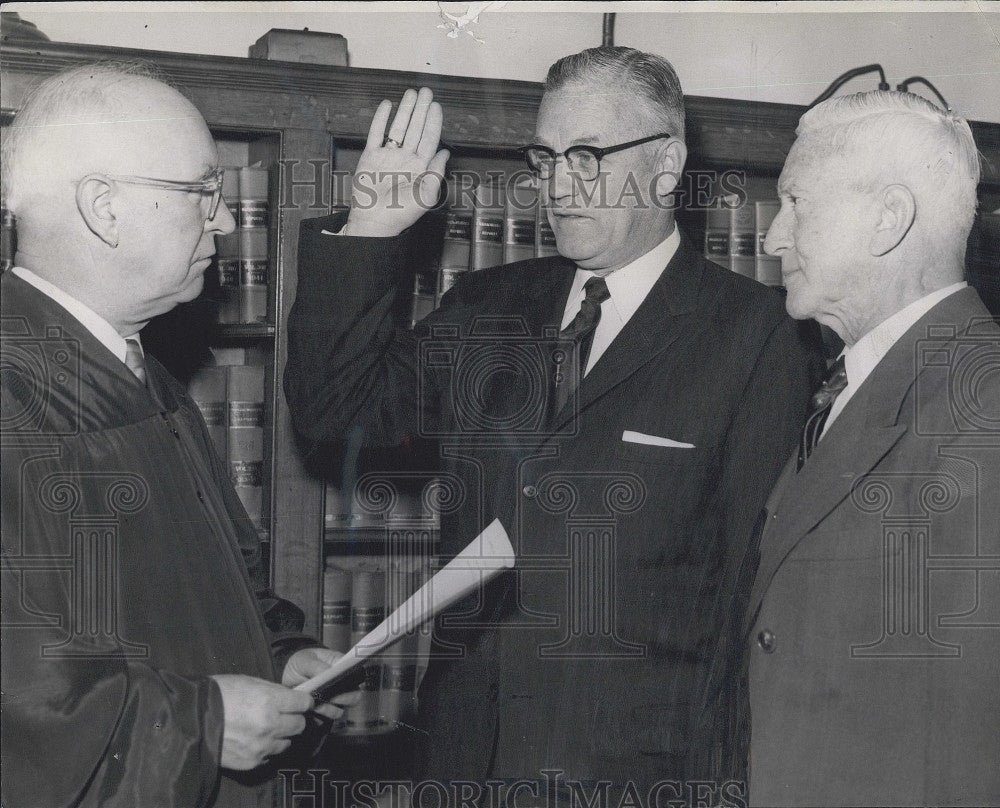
[0,436,226,808]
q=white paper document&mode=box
[294,518,515,698]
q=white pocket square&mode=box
[621,430,696,449]
[321,228,340,236]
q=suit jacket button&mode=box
[522,485,537,498]
[757,629,776,653]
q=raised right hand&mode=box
[211,673,315,770]
[343,87,450,238]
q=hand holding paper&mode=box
[295,518,515,700]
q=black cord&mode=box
[808,64,890,109]
[896,76,951,111]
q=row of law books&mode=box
[410,176,559,326]
[1,206,14,273]
[187,350,267,529]
[704,196,783,286]
[322,555,433,736]
[214,165,270,325]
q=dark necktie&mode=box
[124,337,147,386]
[797,355,848,471]
[550,276,610,424]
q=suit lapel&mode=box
[549,235,703,431]
[517,256,577,334]
[744,416,908,634]
[744,287,990,634]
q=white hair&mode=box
[1,60,170,211]
[796,90,980,242]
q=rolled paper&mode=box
[296,518,514,699]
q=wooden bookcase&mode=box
[3,37,998,648]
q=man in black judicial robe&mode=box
[285,48,824,805]
[0,63,353,808]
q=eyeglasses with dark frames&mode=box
[521,133,672,181]
[100,167,227,220]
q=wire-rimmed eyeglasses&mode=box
[521,133,672,181]
[100,167,226,220]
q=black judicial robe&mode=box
[1,271,311,808]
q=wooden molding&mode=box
[3,39,998,183]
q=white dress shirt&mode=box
[12,265,139,363]
[823,281,967,434]
[561,226,681,375]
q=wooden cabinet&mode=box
[3,37,998,647]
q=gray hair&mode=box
[797,90,980,240]
[1,60,170,209]
[545,46,685,141]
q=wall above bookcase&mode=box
[6,39,998,185]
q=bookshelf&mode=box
[2,37,999,750]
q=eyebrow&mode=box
[532,135,602,147]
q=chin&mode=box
[783,293,813,321]
[177,277,206,303]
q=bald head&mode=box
[2,62,211,213]
[3,61,235,335]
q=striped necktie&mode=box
[124,338,147,386]
[797,355,848,471]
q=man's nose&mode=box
[763,209,790,256]
[208,199,237,235]
[545,156,578,202]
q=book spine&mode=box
[238,165,269,229]
[378,565,420,730]
[343,569,387,734]
[754,199,783,286]
[437,191,473,301]
[187,366,228,461]
[470,181,504,271]
[729,201,756,279]
[215,232,241,324]
[1,205,14,273]
[238,228,268,323]
[704,205,731,270]
[504,177,538,265]
[321,563,352,653]
[535,204,559,258]
[410,269,437,328]
[238,166,269,323]
[227,364,265,528]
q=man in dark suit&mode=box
[744,90,1000,806]
[286,47,823,806]
[0,62,355,808]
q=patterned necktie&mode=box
[797,355,848,471]
[551,276,610,423]
[124,337,147,386]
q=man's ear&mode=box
[75,174,119,248]
[653,139,688,199]
[870,183,915,257]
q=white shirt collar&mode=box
[561,226,681,330]
[12,266,136,364]
[824,281,967,433]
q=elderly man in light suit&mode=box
[744,90,1000,807]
